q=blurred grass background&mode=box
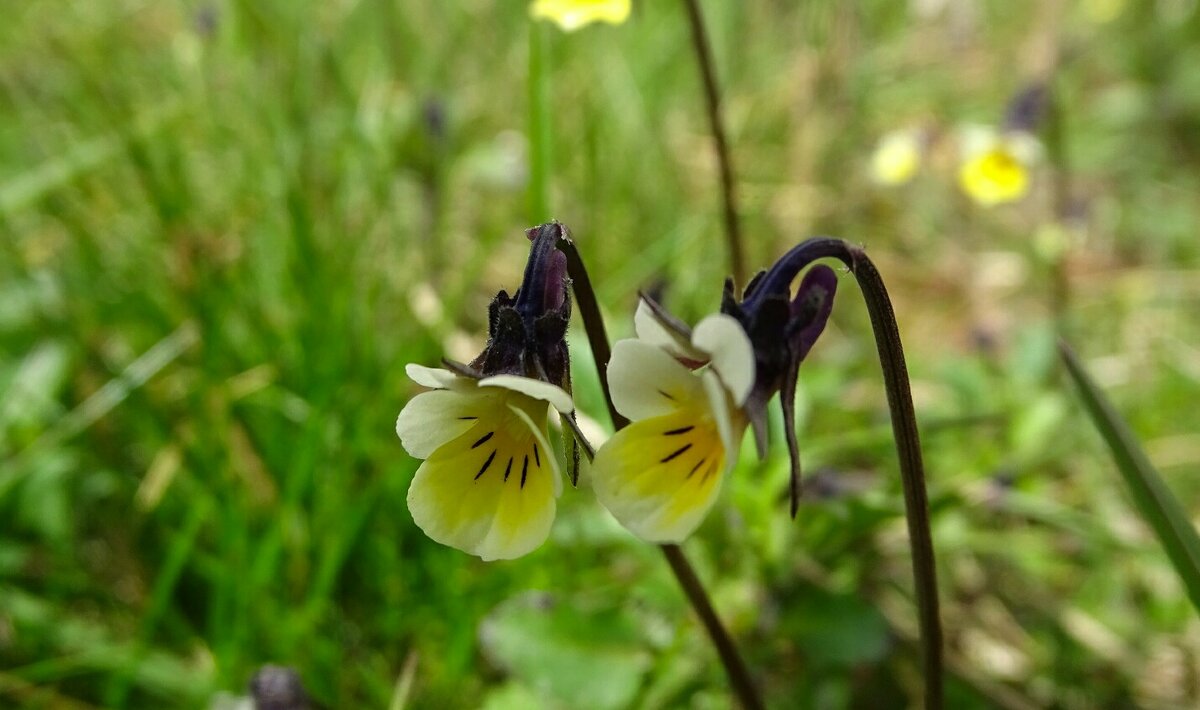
[2,0,1200,707]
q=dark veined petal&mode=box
[406,392,560,561]
[591,409,727,543]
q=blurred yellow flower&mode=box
[1083,0,1125,24]
[958,126,1040,207]
[870,129,923,186]
[530,0,631,31]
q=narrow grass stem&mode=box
[528,20,551,221]
[659,544,763,709]
[1044,83,1072,334]
[680,0,746,286]
[554,229,764,710]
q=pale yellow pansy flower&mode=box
[958,125,1041,207]
[397,364,574,561]
[590,307,755,543]
[869,128,923,186]
[529,0,631,32]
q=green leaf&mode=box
[479,593,652,710]
[782,585,891,667]
[1059,341,1200,614]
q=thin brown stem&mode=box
[555,229,764,710]
[660,544,763,709]
[849,249,943,710]
[755,236,943,707]
[680,0,746,287]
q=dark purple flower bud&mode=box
[721,246,838,516]
[1003,83,1048,134]
[249,665,311,710]
[465,222,572,392]
[194,5,219,38]
[422,98,447,145]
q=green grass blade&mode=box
[527,18,551,222]
[1059,340,1200,613]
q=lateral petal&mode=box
[396,388,495,459]
[607,338,706,421]
[405,363,462,390]
[634,298,704,360]
[692,313,755,406]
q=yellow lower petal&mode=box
[406,398,557,561]
[591,410,725,543]
[959,148,1029,206]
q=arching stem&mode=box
[747,236,944,708]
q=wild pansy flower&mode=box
[957,127,1040,206]
[958,85,1046,207]
[720,251,838,515]
[529,0,631,32]
[590,304,755,543]
[591,250,838,541]
[869,128,924,186]
[397,223,575,561]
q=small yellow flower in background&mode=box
[870,128,923,186]
[398,364,574,561]
[958,125,1041,207]
[590,302,754,543]
[529,0,631,31]
[1083,0,1126,24]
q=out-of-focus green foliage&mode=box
[1,1,1199,707]
[1061,341,1200,613]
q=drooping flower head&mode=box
[720,250,838,515]
[529,0,631,32]
[396,223,575,560]
[589,242,839,541]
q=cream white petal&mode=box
[479,375,574,414]
[701,370,743,473]
[396,388,491,458]
[607,338,705,421]
[959,124,997,159]
[692,313,755,406]
[634,298,705,360]
[1006,131,1043,164]
[405,363,461,389]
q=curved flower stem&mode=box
[848,248,943,710]
[554,230,764,710]
[680,0,746,286]
[760,236,944,708]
